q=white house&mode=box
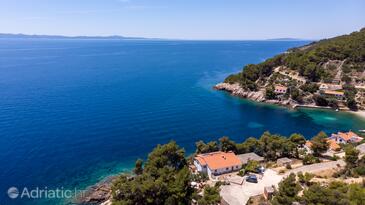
[194,151,242,177]
[319,83,343,91]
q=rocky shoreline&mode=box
[214,82,365,118]
[214,82,296,108]
[74,176,117,205]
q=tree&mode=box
[347,98,358,111]
[313,95,329,106]
[290,87,303,103]
[302,154,319,165]
[219,136,236,152]
[112,141,193,205]
[235,137,260,154]
[133,159,143,175]
[244,160,260,173]
[265,86,276,100]
[271,173,301,205]
[341,74,352,83]
[195,140,219,154]
[297,171,314,186]
[197,185,221,205]
[344,145,360,170]
[300,83,319,93]
[300,181,365,205]
[289,133,306,147]
[310,131,329,156]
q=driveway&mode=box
[220,169,283,205]
[285,160,345,176]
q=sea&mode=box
[0,39,364,205]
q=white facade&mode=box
[207,165,241,177]
[193,159,207,173]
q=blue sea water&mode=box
[0,39,364,205]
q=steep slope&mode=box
[217,28,365,111]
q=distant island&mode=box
[215,28,365,116]
[0,33,148,40]
[266,38,306,41]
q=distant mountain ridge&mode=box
[266,38,305,41]
[0,33,147,40]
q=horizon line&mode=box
[0,32,317,41]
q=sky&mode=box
[0,0,364,40]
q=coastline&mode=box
[347,110,365,119]
[214,82,365,118]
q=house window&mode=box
[226,168,229,170]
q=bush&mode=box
[303,154,318,165]
[237,169,245,177]
[265,86,277,99]
[300,83,319,93]
[313,95,328,106]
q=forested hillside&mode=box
[222,28,365,110]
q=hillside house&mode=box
[329,131,363,144]
[274,85,288,94]
[194,151,242,177]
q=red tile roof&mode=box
[337,131,363,142]
[195,151,242,170]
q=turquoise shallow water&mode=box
[0,39,364,205]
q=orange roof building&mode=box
[194,151,242,177]
[330,131,363,144]
[327,139,341,151]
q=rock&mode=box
[74,176,118,205]
[214,83,265,102]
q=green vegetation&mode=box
[111,141,193,205]
[297,172,314,186]
[223,28,365,110]
[225,28,365,87]
[110,131,347,204]
[302,154,320,165]
[309,131,329,156]
[301,182,365,205]
[271,173,365,205]
[244,160,260,173]
[197,185,221,205]
[271,173,301,205]
[335,145,365,177]
[194,131,326,162]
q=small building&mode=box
[329,131,363,144]
[327,139,341,151]
[304,141,313,154]
[319,83,343,91]
[264,186,275,200]
[276,157,292,166]
[237,152,264,165]
[321,90,345,100]
[274,85,288,94]
[194,151,242,177]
